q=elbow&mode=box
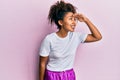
[100,36,102,40]
[97,35,102,41]
[39,61,47,68]
[99,34,102,40]
[39,62,46,67]
[92,34,102,41]
[39,63,46,70]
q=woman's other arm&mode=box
[39,56,48,80]
[75,13,102,42]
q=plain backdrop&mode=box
[0,0,120,80]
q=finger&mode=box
[78,13,84,18]
[74,13,79,17]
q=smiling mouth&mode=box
[71,26,75,29]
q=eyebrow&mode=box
[67,15,74,18]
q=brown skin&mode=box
[57,12,102,41]
[74,13,102,42]
[39,56,48,80]
[39,12,102,80]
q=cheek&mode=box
[63,23,71,29]
[63,20,71,26]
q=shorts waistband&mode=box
[46,68,74,73]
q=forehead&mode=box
[64,12,74,18]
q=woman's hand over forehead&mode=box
[74,13,88,22]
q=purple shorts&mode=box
[44,68,76,80]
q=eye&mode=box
[68,17,77,22]
[74,18,77,21]
[69,17,72,20]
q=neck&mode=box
[56,28,69,38]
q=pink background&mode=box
[0,0,119,80]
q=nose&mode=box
[72,18,77,25]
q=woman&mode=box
[39,1,102,80]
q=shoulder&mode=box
[71,31,87,36]
[69,31,88,40]
[69,31,82,36]
[69,31,81,34]
[44,32,55,41]
[46,32,55,38]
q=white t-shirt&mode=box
[39,31,88,71]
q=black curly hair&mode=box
[48,1,77,30]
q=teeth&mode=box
[71,26,75,28]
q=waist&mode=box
[45,68,74,73]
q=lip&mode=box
[71,27,75,30]
[71,25,75,29]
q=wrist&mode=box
[84,18,89,23]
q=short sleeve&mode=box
[39,36,51,57]
[76,32,88,43]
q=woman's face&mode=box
[60,12,77,32]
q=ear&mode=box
[58,20,63,26]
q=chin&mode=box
[69,30,74,32]
[68,28,75,32]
